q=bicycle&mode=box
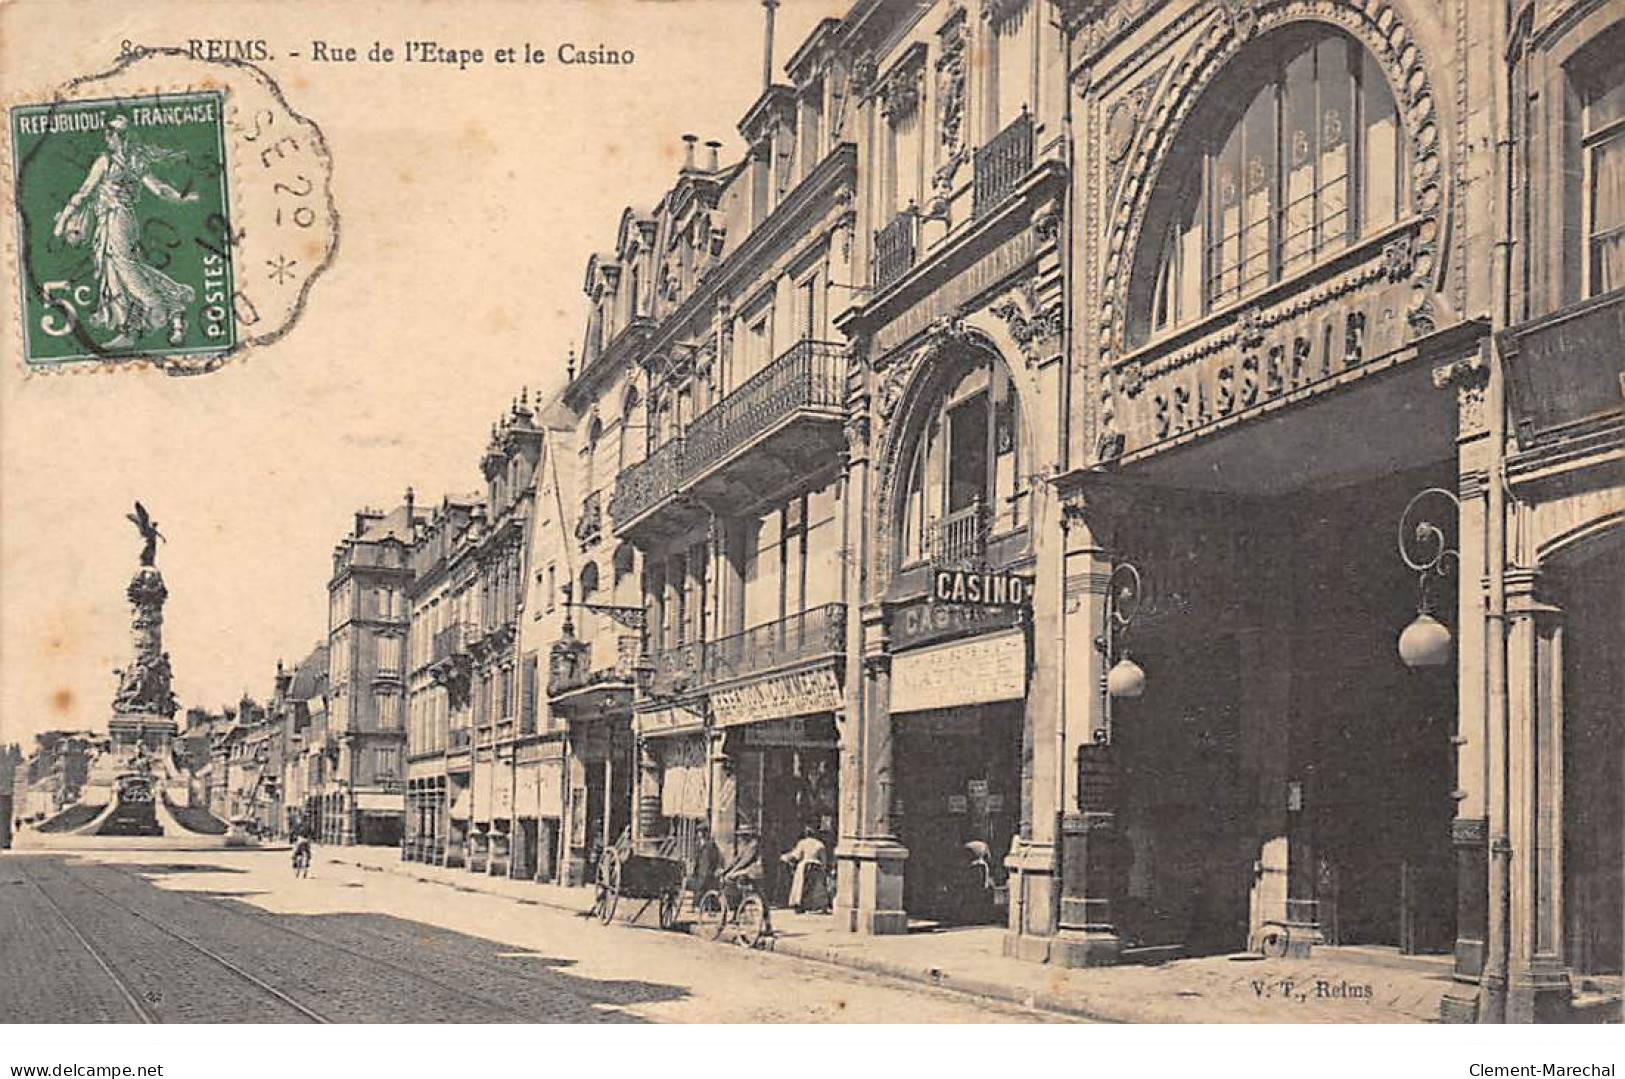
[695,873,773,949]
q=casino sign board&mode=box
[931,568,1033,609]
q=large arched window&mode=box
[898,354,1024,567]
[1137,29,1405,344]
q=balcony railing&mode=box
[608,435,686,529]
[684,340,845,478]
[706,603,846,686]
[609,340,846,532]
[548,630,640,699]
[432,622,472,664]
[645,640,706,699]
[641,604,846,700]
[926,498,988,566]
[974,108,1033,218]
[874,207,919,291]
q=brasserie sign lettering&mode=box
[932,568,1032,608]
[1115,251,1415,455]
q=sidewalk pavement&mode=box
[329,844,1452,1023]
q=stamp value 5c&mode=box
[10,91,236,366]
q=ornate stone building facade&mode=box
[814,0,1619,1023]
[320,500,419,845]
[563,11,862,899]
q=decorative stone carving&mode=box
[851,52,879,97]
[1432,351,1490,440]
[1032,206,1061,245]
[935,6,969,192]
[1215,0,1262,40]
[882,67,921,122]
[989,281,1063,367]
[1383,234,1415,282]
[981,0,1029,28]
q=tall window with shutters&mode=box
[1136,30,1406,345]
[1583,60,1625,296]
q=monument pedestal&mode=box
[109,713,177,753]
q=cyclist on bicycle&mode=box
[719,829,772,931]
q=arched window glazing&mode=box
[898,355,1024,568]
[1143,30,1405,342]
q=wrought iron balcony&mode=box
[683,339,846,479]
[974,108,1034,218]
[874,207,919,291]
[548,626,639,711]
[643,639,706,700]
[706,603,846,687]
[609,340,847,538]
[431,622,472,664]
[608,435,686,531]
[926,498,988,567]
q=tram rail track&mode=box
[86,860,551,1023]
[20,865,155,1023]
[17,858,328,1023]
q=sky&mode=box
[0,0,844,750]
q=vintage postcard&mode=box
[0,0,1620,1057]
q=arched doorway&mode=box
[883,336,1032,926]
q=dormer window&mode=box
[1134,30,1405,345]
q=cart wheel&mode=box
[697,889,726,940]
[659,891,680,931]
[735,894,768,949]
[596,849,621,925]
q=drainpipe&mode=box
[1481,0,1519,1025]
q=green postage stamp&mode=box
[10,91,236,366]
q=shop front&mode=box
[561,717,633,886]
[711,668,842,909]
[354,790,404,847]
[887,612,1025,926]
[445,771,470,867]
[511,738,565,882]
[488,747,514,876]
[633,705,709,864]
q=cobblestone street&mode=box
[0,850,1064,1023]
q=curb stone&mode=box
[331,854,1126,1021]
[327,853,1437,1024]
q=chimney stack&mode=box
[761,0,779,91]
[682,133,698,169]
[705,139,722,171]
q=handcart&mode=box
[592,829,687,930]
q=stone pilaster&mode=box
[834,605,909,935]
[1500,568,1573,1023]
[1006,487,1121,965]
